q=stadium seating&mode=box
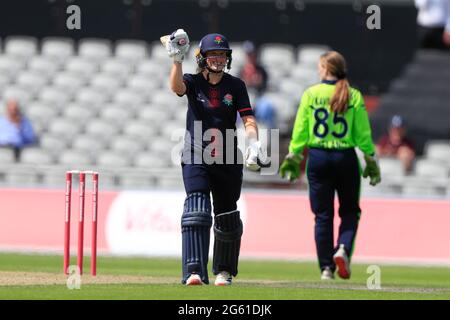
[41,37,75,63]
[4,36,38,60]
[424,140,450,164]
[4,164,40,186]
[0,36,447,198]
[0,148,15,163]
[371,50,450,155]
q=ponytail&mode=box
[330,78,350,114]
[320,51,350,114]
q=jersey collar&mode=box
[321,79,337,85]
[202,71,225,87]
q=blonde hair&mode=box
[320,51,350,114]
[194,48,205,73]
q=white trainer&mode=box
[186,273,202,286]
[321,267,335,280]
[333,244,351,279]
[215,271,232,286]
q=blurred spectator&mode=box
[253,94,276,129]
[415,0,450,49]
[376,115,416,173]
[239,41,268,94]
[239,41,276,130]
[0,100,37,161]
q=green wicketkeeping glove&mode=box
[279,153,304,182]
[363,154,381,186]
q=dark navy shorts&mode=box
[182,163,243,214]
[307,147,361,217]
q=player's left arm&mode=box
[241,115,258,141]
[352,90,375,156]
[235,80,263,170]
[352,90,380,185]
[235,79,258,141]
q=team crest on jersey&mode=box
[223,94,233,106]
[214,36,223,44]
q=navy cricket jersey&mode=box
[179,72,254,164]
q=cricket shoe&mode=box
[320,267,335,280]
[333,244,351,279]
[186,273,203,286]
[215,271,232,286]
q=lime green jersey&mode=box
[288,82,376,156]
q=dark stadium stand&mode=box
[371,50,450,155]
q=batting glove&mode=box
[166,29,190,63]
[279,153,303,182]
[245,139,266,171]
[363,154,381,186]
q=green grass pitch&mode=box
[0,252,449,300]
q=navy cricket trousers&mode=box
[306,148,361,272]
[182,163,243,215]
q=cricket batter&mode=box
[280,51,381,280]
[164,29,263,285]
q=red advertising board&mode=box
[1,188,449,264]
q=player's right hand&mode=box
[166,29,190,62]
[363,154,381,186]
[279,153,303,182]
